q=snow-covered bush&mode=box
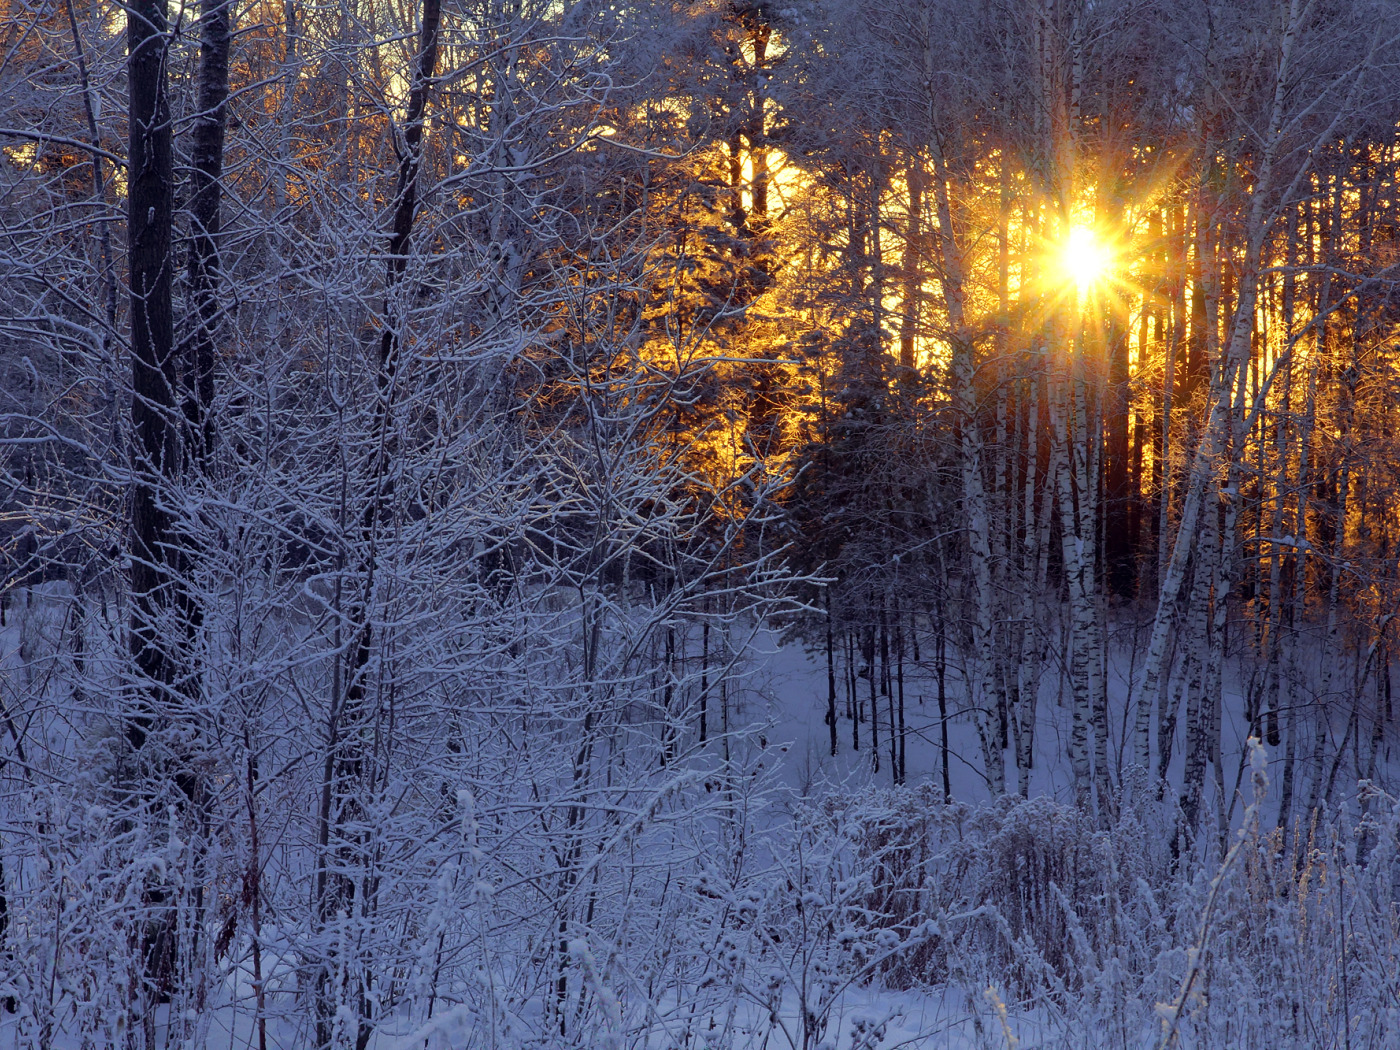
[773,773,1400,1049]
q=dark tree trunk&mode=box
[128,0,197,1016]
[936,610,950,803]
[700,617,709,743]
[896,614,906,784]
[317,0,442,1043]
[184,0,231,464]
[340,0,443,757]
[127,0,179,751]
[881,609,896,782]
[848,629,859,751]
[866,625,879,774]
[825,588,837,756]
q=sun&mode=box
[1061,226,1110,294]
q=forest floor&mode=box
[3,604,1394,1050]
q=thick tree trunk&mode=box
[184,0,230,464]
[955,338,1003,796]
[127,0,198,1021]
[127,0,179,749]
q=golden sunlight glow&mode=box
[1061,226,1110,294]
[2,142,38,169]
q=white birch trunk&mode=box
[926,144,1004,797]
[1131,0,1305,767]
[1050,357,1094,806]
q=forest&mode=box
[3,0,1400,1045]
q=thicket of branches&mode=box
[3,0,1400,1045]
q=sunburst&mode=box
[1061,226,1111,295]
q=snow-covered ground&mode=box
[757,626,1242,809]
[2,595,1396,1050]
